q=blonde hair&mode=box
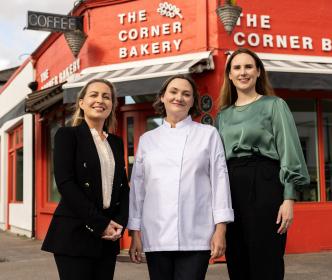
[217,48,275,111]
[71,79,118,132]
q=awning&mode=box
[63,51,214,103]
[25,82,65,113]
[258,53,332,90]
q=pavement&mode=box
[0,230,332,280]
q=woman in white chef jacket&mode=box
[127,74,234,280]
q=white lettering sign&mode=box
[117,5,184,59]
[322,38,332,51]
[234,12,328,52]
[41,58,80,89]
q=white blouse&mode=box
[127,116,234,252]
[90,128,115,209]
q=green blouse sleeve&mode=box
[272,98,310,200]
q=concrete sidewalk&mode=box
[0,230,331,280]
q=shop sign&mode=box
[234,13,332,52]
[41,58,81,89]
[117,2,184,59]
[26,11,83,33]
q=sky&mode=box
[0,0,77,70]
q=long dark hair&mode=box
[218,48,275,110]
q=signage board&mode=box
[26,11,83,33]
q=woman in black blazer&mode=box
[42,79,129,280]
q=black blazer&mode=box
[41,121,129,258]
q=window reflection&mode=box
[15,148,24,201]
[285,99,318,202]
[46,107,71,203]
[47,121,61,203]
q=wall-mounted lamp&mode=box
[64,30,87,57]
[216,0,242,35]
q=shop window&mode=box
[127,117,134,178]
[8,124,24,203]
[285,99,318,202]
[322,99,332,201]
[45,108,72,203]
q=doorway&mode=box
[119,102,162,249]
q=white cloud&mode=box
[0,0,77,70]
[0,58,11,70]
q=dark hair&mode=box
[153,74,200,118]
[218,48,275,110]
[72,79,118,132]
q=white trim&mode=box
[0,114,34,237]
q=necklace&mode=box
[234,94,259,112]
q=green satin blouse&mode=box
[215,95,310,200]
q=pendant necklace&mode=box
[234,94,259,112]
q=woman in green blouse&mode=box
[216,48,309,280]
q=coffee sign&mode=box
[27,11,82,33]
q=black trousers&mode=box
[54,253,117,280]
[145,251,211,280]
[226,156,287,280]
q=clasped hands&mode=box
[102,220,123,241]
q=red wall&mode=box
[219,0,332,56]
[34,0,209,89]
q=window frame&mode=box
[36,105,71,214]
[7,123,24,203]
[278,90,331,203]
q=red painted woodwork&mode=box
[119,103,157,249]
[287,203,332,253]
[7,125,23,203]
[316,100,327,202]
[35,114,57,240]
[7,124,24,230]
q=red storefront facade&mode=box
[31,0,332,253]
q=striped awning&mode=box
[62,51,214,102]
[258,53,332,74]
[229,52,332,90]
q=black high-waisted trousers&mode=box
[226,156,287,280]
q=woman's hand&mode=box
[277,199,294,234]
[210,223,227,260]
[102,220,123,241]
[129,230,143,264]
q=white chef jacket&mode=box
[127,116,234,252]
